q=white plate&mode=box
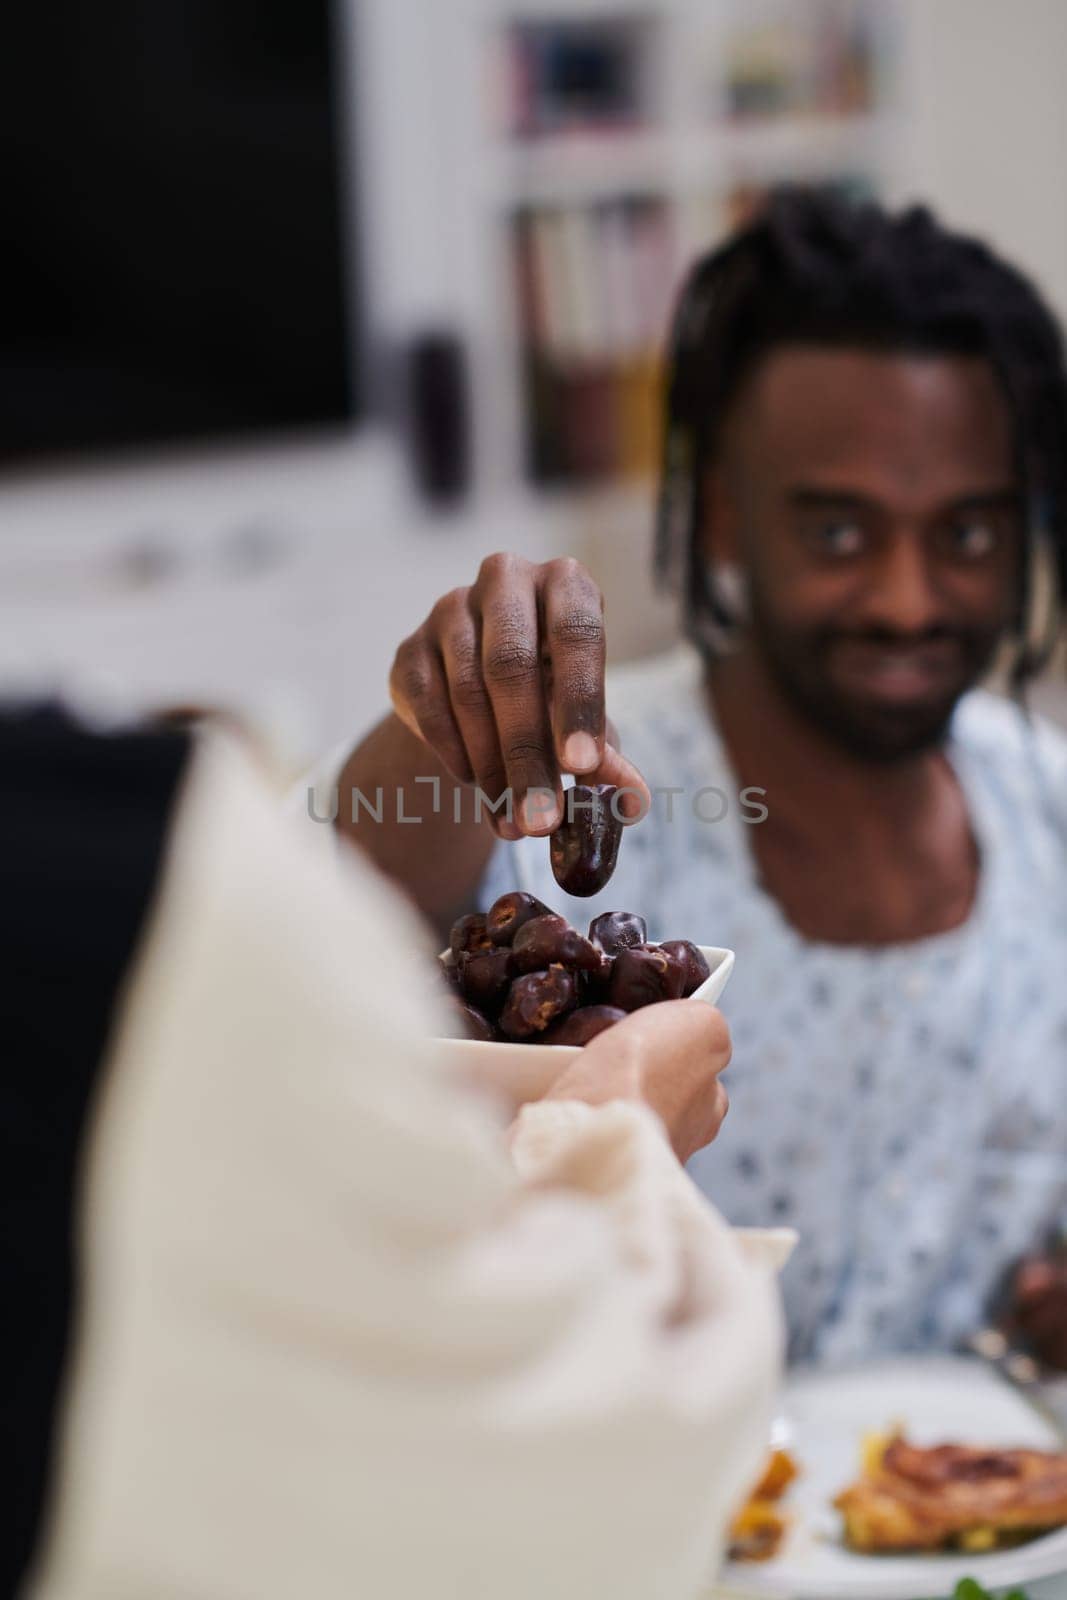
[435,945,734,1110]
[716,1355,1067,1599]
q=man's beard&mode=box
[747,594,1003,762]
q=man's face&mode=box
[705,347,1023,759]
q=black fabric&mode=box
[0,705,191,1598]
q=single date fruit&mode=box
[541,1005,627,1046]
[450,1000,498,1042]
[449,912,493,959]
[487,890,553,947]
[588,910,646,957]
[659,939,710,997]
[499,965,578,1039]
[608,945,685,1011]
[458,947,514,1014]
[511,913,603,975]
[549,784,622,897]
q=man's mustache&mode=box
[816,626,985,650]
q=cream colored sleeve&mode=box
[30,735,782,1600]
[283,738,352,858]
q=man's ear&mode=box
[701,466,741,566]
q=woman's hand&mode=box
[388,553,649,838]
[542,1000,732,1165]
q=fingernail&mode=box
[563,732,598,772]
[521,792,560,833]
[498,818,522,842]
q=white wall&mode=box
[895,0,1067,724]
[897,0,1067,319]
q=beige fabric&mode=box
[29,736,782,1600]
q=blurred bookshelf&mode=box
[510,195,673,483]
[471,0,908,498]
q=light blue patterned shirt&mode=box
[479,647,1067,1365]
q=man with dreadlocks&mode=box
[333,188,1067,1368]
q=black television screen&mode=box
[0,1,357,471]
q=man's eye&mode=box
[947,520,998,558]
[814,521,865,556]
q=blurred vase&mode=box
[406,330,471,508]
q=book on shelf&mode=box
[721,0,882,123]
[511,197,673,487]
[501,18,653,142]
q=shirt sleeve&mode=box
[283,737,354,860]
[31,734,782,1600]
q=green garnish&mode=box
[953,1580,1031,1600]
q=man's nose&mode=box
[860,535,943,634]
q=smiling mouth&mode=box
[830,641,963,703]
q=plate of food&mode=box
[717,1355,1067,1599]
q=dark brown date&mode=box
[511,914,603,975]
[449,912,494,959]
[607,945,686,1012]
[541,1005,627,1046]
[588,910,646,958]
[458,947,514,1014]
[658,940,710,997]
[499,965,578,1039]
[487,891,553,947]
[447,999,498,1042]
[549,784,622,897]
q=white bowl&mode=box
[436,945,735,1111]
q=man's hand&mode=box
[1008,1249,1067,1371]
[389,553,649,838]
[542,1000,732,1165]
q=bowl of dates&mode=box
[435,891,734,1104]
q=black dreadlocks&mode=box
[655,186,1067,688]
